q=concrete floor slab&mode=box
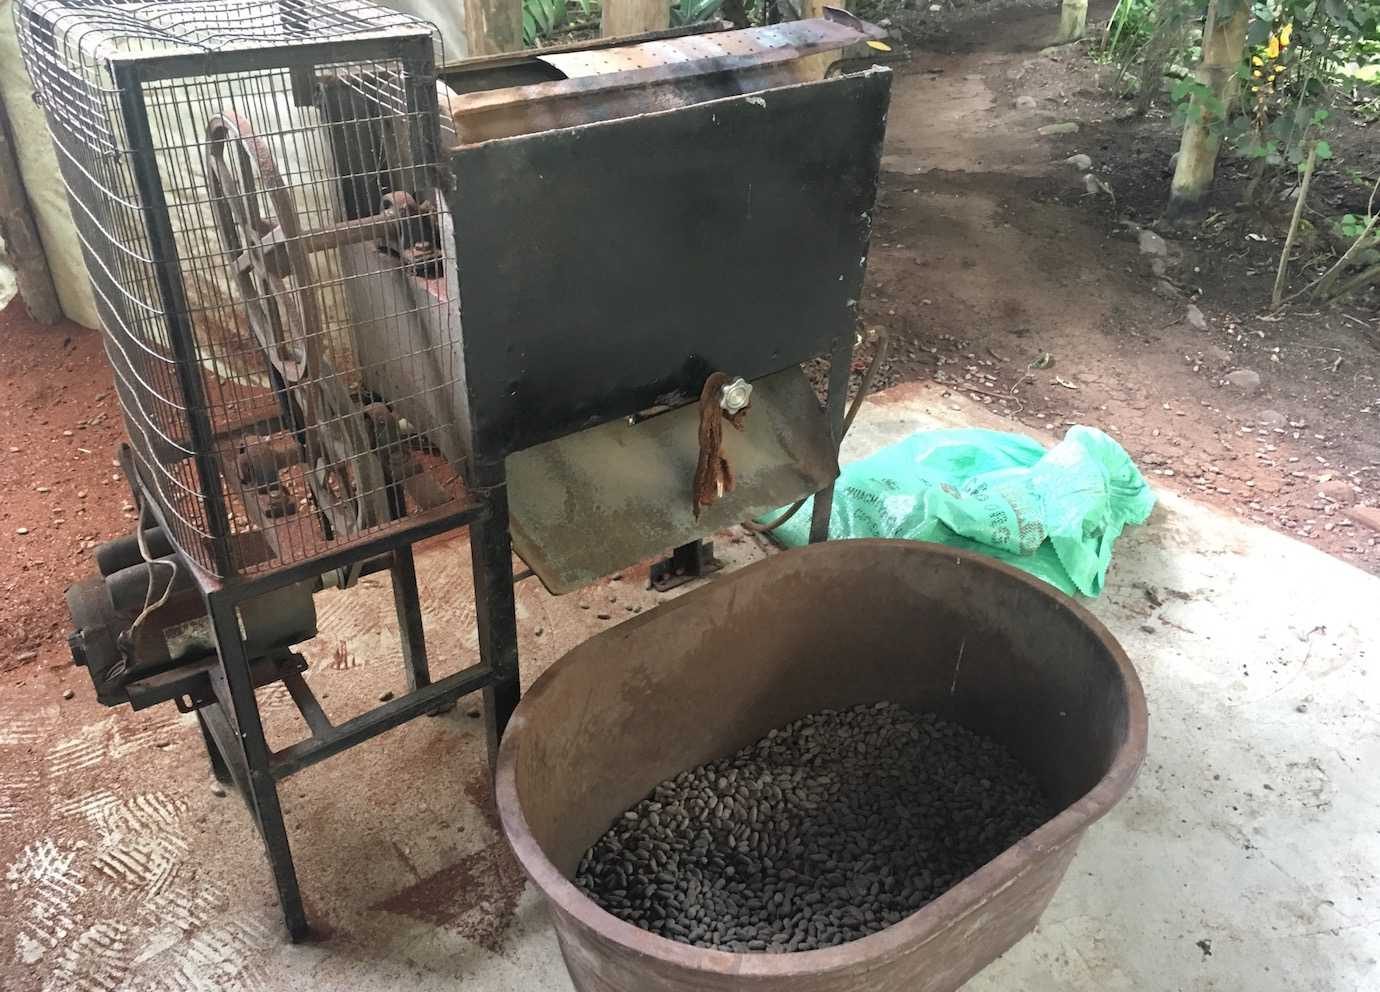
[2,382,1376,992]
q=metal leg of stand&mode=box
[391,546,430,692]
[470,464,521,769]
[207,593,309,942]
[196,708,233,785]
[811,335,853,544]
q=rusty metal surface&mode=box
[506,369,837,594]
[445,12,887,144]
[448,68,890,460]
[495,540,1148,991]
[437,21,725,81]
[537,10,884,78]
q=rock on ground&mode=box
[1153,279,1181,299]
[1139,230,1169,257]
[1319,480,1355,501]
[1224,369,1263,396]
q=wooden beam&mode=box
[463,0,523,56]
[601,0,670,39]
[0,87,61,324]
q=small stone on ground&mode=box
[1153,279,1180,299]
[1224,369,1263,396]
[1139,230,1169,257]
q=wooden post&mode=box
[0,86,61,323]
[601,0,669,39]
[463,0,523,55]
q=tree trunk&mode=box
[462,0,522,55]
[601,0,670,38]
[796,0,845,79]
[1166,3,1249,223]
[1055,0,1089,44]
[0,79,61,324]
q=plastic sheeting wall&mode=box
[0,0,100,327]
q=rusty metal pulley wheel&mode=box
[205,110,386,544]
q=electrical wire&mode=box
[129,502,179,634]
[741,328,890,535]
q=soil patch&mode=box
[0,301,126,671]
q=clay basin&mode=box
[496,540,1148,991]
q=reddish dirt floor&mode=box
[0,303,126,671]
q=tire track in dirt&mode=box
[89,792,190,900]
[1,767,40,824]
[41,921,130,992]
[5,837,86,965]
[46,711,181,779]
[148,916,273,992]
[1,708,49,746]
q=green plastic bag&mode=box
[765,426,1155,597]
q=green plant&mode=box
[1097,0,1199,113]
[1099,0,1159,60]
[1157,0,1380,301]
[522,0,602,46]
[1158,1,1377,187]
[523,0,567,46]
[522,0,722,45]
[672,0,723,25]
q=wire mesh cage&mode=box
[16,0,469,578]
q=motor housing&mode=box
[67,527,317,708]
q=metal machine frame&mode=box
[63,34,524,941]
[29,1,889,942]
[132,458,519,942]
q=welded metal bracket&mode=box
[649,540,723,592]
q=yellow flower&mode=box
[1265,35,1280,59]
[1280,22,1292,47]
